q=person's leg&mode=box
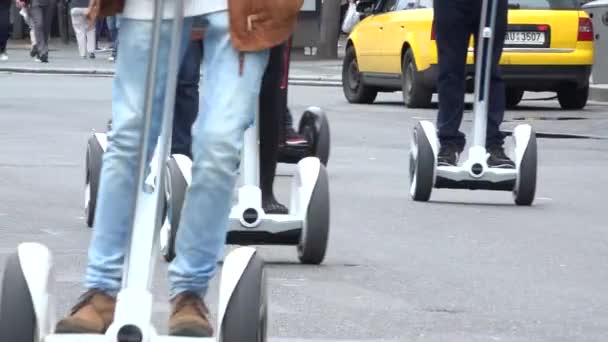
[0,4,9,57]
[172,39,203,158]
[260,41,288,214]
[30,5,48,61]
[86,17,97,58]
[70,8,87,57]
[55,16,193,334]
[168,10,269,336]
[434,0,474,165]
[106,16,118,60]
[479,0,513,167]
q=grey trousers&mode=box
[29,5,49,56]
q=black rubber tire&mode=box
[0,252,37,342]
[409,123,435,202]
[298,164,330,265]
[402,49,433,108]
[85,135,103,228]
[506,88,524,109]
[514,128,537,206]
[298,109,331,167]
[163,157,188,262]
[342,45,378,104]
[221,251,267,342]
[557,84,588,110]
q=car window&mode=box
[395,0,416,10]
[417,0,433,8]
[379,0,398,12]
[508,0,579,9]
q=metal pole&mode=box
[472,0,499,148]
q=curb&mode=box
[590,85,608,103]
[0,66,343,87]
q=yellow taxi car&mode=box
[342,0,594,109]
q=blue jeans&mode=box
[106,15,120,57]
[85,11,270,299]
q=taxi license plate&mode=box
[505,31,546,45]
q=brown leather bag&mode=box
[86,0,124,23]
[228,0,303,52]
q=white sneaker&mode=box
[108,56,115,62]
[0,53,7,61]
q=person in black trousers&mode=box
[0,0,10,60]
[434,0,514,168]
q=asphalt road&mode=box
[1,73,607,341]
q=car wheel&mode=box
[342,45,378,104]
[402,49,432,108]
[506,88,524,109]
[557,84,588,110]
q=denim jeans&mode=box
[85,11,270,299]
[106,16,120,57]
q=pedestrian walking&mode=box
[19,6,38,58]
[69,0,96,58]
[106,15,119,61]
[0,0,10,60]
[16,0,50,62]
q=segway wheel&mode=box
[221,251,267,342]
[513,128,537,206]
[85,134,103,228]
[409,122,435,202]
[162,157,187,262]
[0,252,37,342]
[298,164,330,265]
[298,108,330,166]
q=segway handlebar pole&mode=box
[122,0,185,291]
[472,0,499,148]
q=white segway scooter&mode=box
[161,107,331,265]
[409,0,537,206]
[0,2,267,341]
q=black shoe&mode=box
[262,196,288,214]
[39,54,48,63]
[30,46,38,58]
[487,145,515,169]
[437,143,461,166]
[89,53,96,59]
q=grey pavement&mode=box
[1,73,608,341]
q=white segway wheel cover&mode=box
[0,252,37,342]
[85,134,103,228]
[162,157,187,262]
[221,251,267,342]
[513,127,537,206]
[298,164,330,264]
[298,108,330,166]
[409,122,435,202]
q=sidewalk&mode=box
[0,39,343,87]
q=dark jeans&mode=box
[172,39,203,158]
[0,3,9,52]
[434,0,508,148]
[30,5,50,56]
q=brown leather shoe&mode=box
[55,289,116,334]
[169,291,213,337]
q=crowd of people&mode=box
[0,0,119,62]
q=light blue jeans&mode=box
[85,11,269,299]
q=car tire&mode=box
[402,49,432,108]
[342,45,378,104]
[557,84,588,110]
[506,88,524,109]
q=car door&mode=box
[354,1,389,72]
[375,0,418,74]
